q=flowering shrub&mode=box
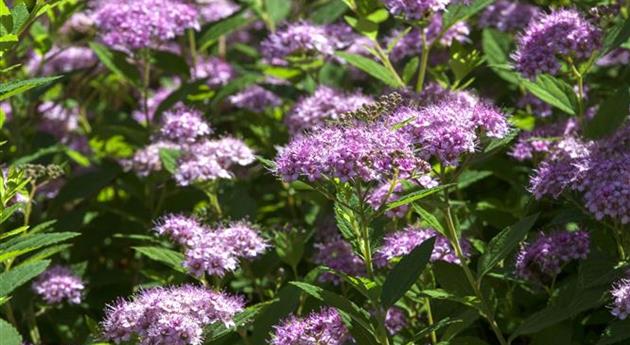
[1,1,630,345]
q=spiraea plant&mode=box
[0,0,629,345]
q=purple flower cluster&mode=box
[194,0,240,24]
[271,307,349,345]
[478,0,540,32]
[515,230,590,282]
[27,46,97,75]
[94,0,199,50]
[101,285,244,345]
[154,214,205,246]
[60,12,96,36]
[274,120,430,183]
[597,48,630,66]
[384,307,407,335]
[192,57,235,87]
[261,22,337,65]
[32,266,84,305]
[154,216,268,277]
[383,0,450,19]
[389,97,509,166]
[174,137,255,186]
[611,279,630,320]
[374,227,469,267]
[313,236,365,284]
[513,9,601,78]
[389,15,470,61]
[38,101,80,139]
[124,105,255,185]
[121,140,180,176]
[160,107,212,144]
[228,85,282,113]
[285,86,372,133]
[510,118,578,161]
[528,124,630,223]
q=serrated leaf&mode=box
[0,260,50,297]
[0,232,80,262]
[0,76,61,101]
[583,86,630,139]
[477,213,538,278]
[336,51,402,87]
[0,318,22,345]
[133,246,186,273]
[381,237,435,308]
[521,74,578,115]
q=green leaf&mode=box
[265,0,292,24]
[381,237,435,308]
[598,319,630,345]
[158,148,182,174]
[387,184,452,210]
[414,317,462,342]
[289,281,375,335]
[321,267,378,300]
[12,144,65,165]
[0,33,17,51]
[442,0,495,30]
[0,318,22,345]
[206,299,277,341]
[412,204,446,236]
[510,279,607,339]
[0,260,50,298]
[133,246,186,273]
[600,17,630,56]
[89,42,141,86]
[481,28,519,84]
[344,15,378,40]
[457,170,493,189]
[336,51,402,87]
[477,213,539,278]
[402,57,419,84]
[0,232,80,262]
[583,86,630,139]
[310,0,348,24]
[199,12,251,50]
[520,74,578,115]
[0,76,61,101]
[152,50,190,77]
[10,2,28,35]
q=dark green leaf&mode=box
[310,0,347,24]
[0,260,50,297]
[482,28,519,84]
[381,237,435,308]
[402,57,419,85]
[457,170,493,189]
[152,50,190,77]
[601,18,630,56]
[598,319,630,345]
[414,317,462,342]
[0,318,22,345]
[89,42,141,86]
[583,86,630,139]
[477,213,539,278]
[133,246,186,273]
[520,74,578,115]
[0,76,61,101]
[199,12,251,50]
[336,51,403,87]
[265,0,292,24]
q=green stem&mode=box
[141,49,152,127]
[425,297,438,345]
[415,32,431,92]
[372,42,406,88]
[443,191,508,345]
[188,29,198,69]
